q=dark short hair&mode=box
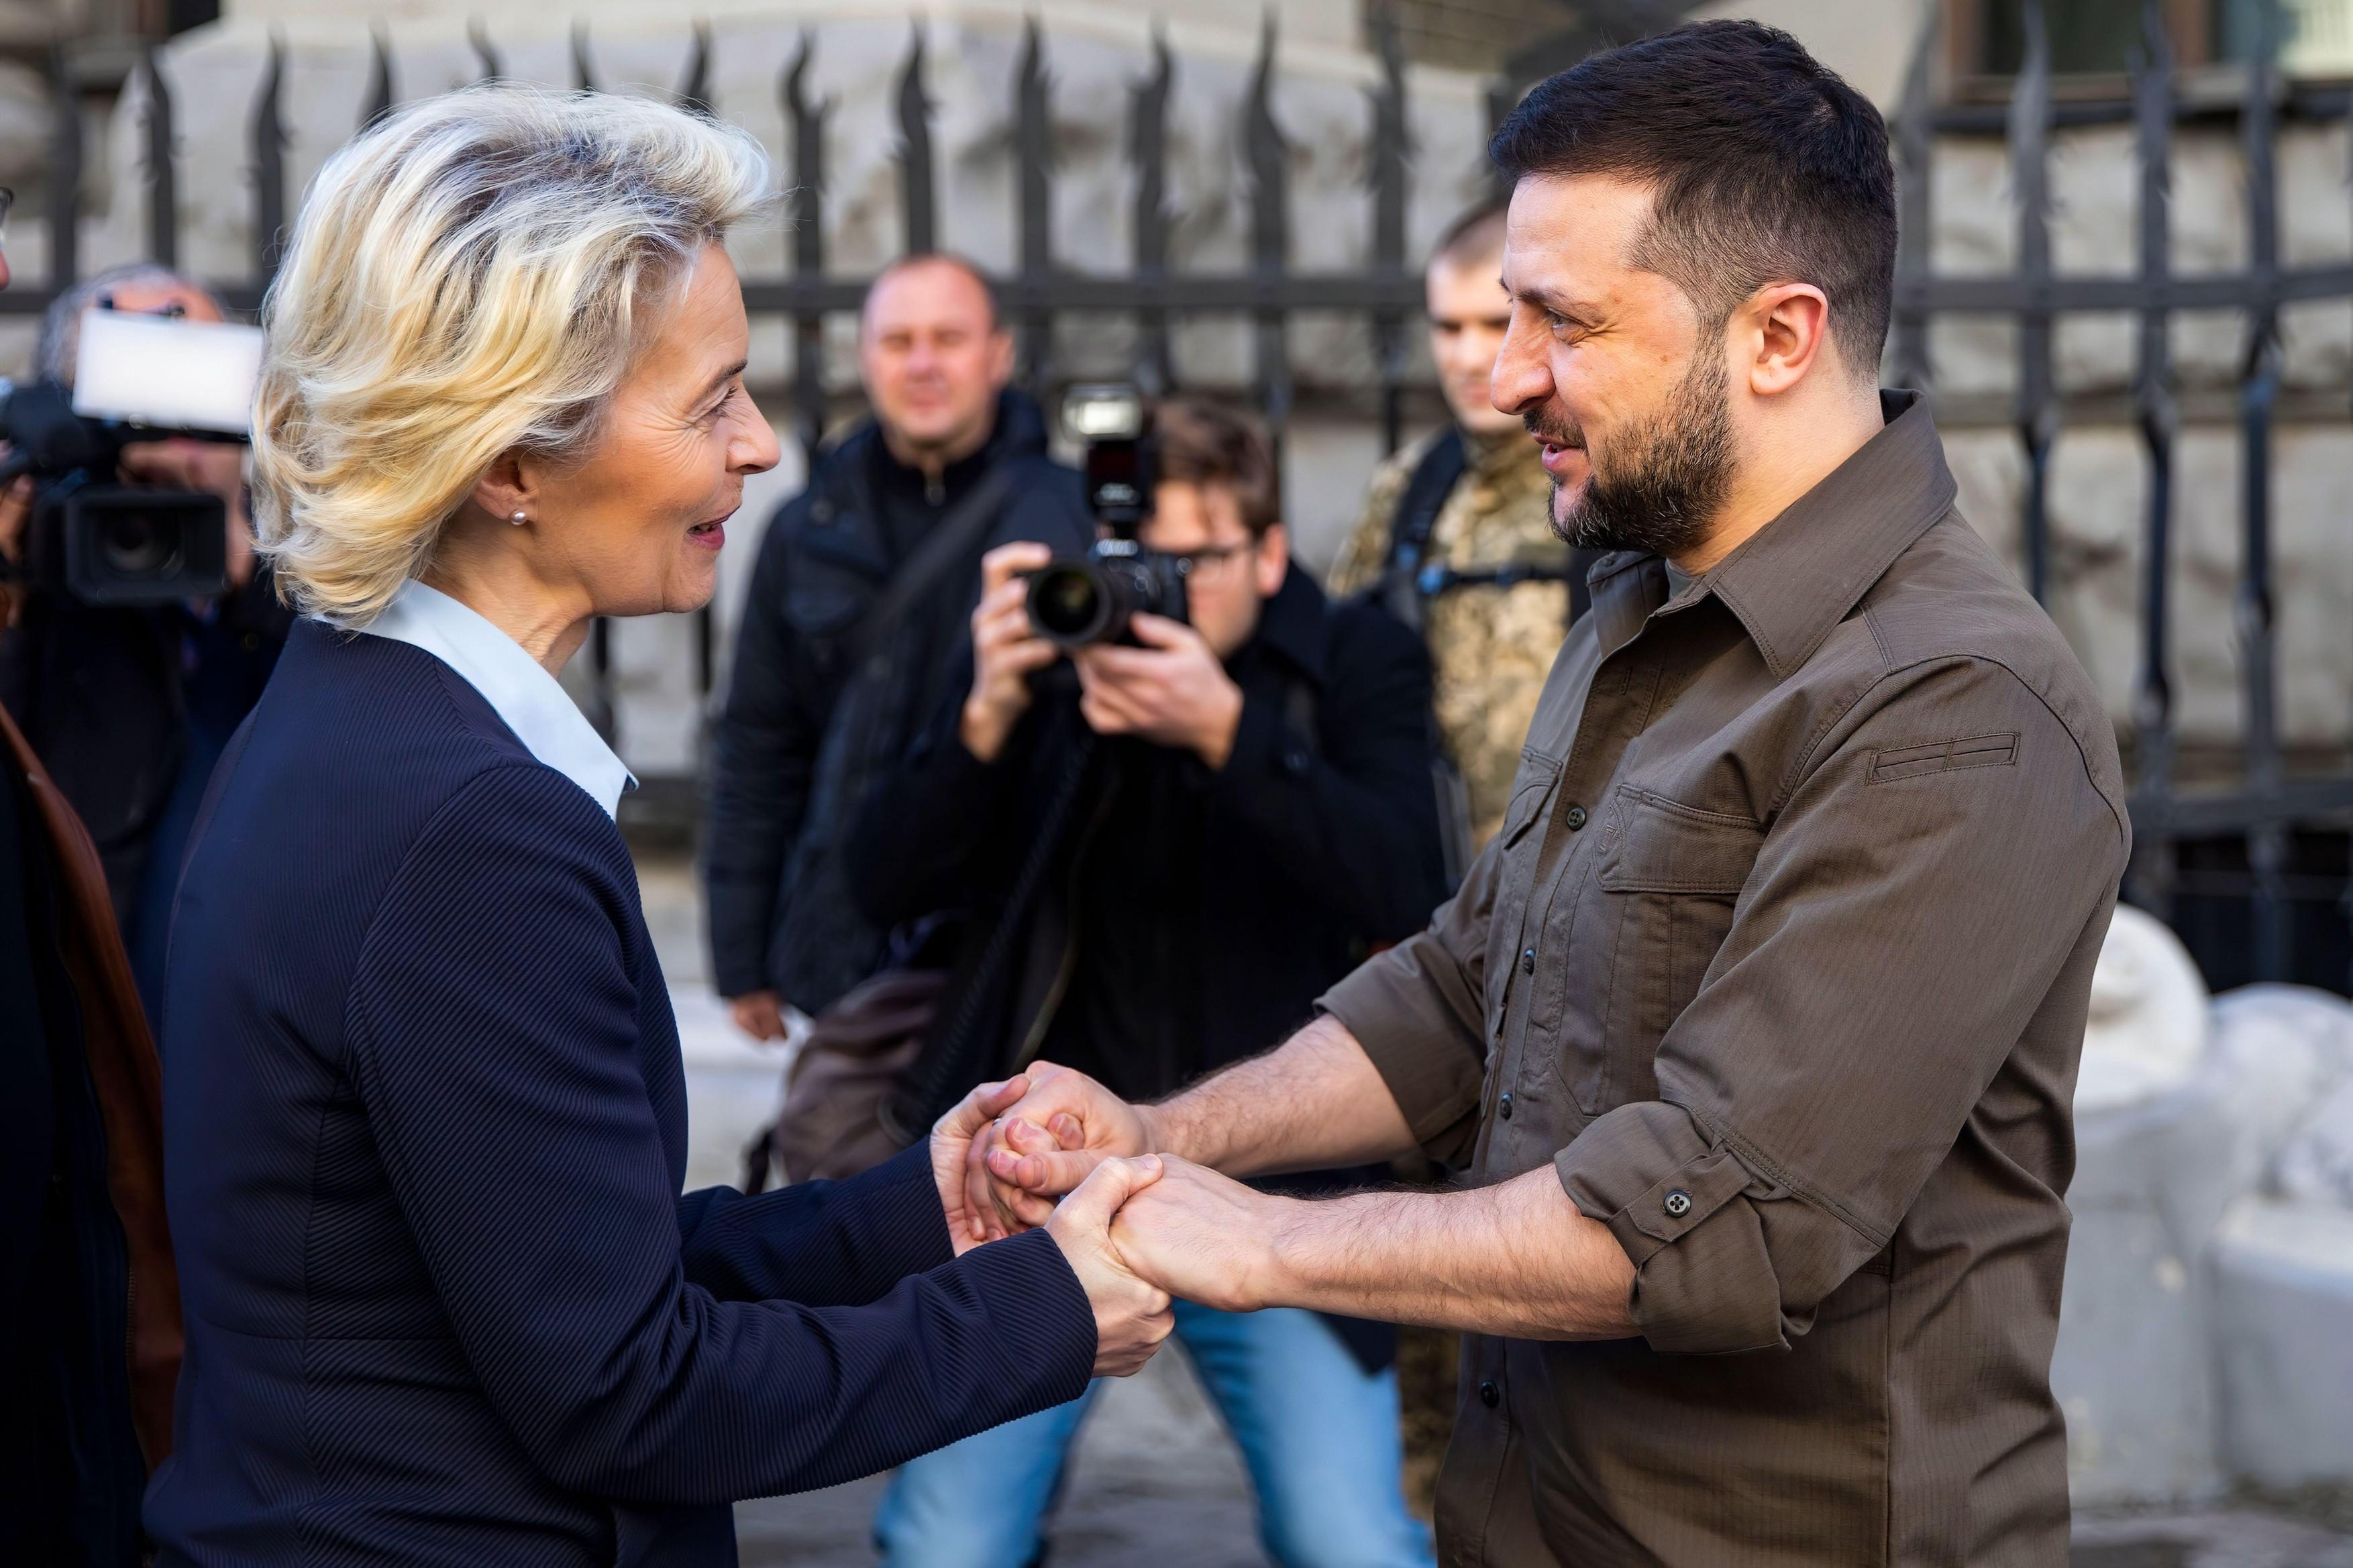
[1428,199,1508,272]
[1153,397,1279,537]
[864,250,1004,333]
[1489,19,1896,378]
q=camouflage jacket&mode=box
[1329,425,1571,850]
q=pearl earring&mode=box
[509,511,528,526]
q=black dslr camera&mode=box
[1023,384,1190,648]
[0,309,259,607]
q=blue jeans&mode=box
[874,1301,1434,1568]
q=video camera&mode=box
[0,309,263,607]
[1023,384,1191,648]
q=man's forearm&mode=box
[1144,1015,1417,1178]
[1261,1166,1636,1340]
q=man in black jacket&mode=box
[849,399,1443,1568]
[704,254,1093,1037]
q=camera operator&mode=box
[0,264,292,1025]
[1,211,183,1566]
[848,397,1445,1568]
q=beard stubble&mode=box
[1528,348,1736,560]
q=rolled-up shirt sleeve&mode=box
[1555,657,2127,1355]
[1317,833,1501,1166]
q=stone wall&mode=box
[1926,118,2353,758]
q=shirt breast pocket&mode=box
[1589,788,1765,1109]
[1499,751,1562,851]
[1484,751,1563,1020]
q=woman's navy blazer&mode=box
[145,615,1096,1566]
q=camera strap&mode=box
[1376,426,1468,633]
[839,466,1020,676]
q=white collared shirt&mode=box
[360,580,637,819]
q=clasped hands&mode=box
[931,1063,1286,1378]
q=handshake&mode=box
[929,1061,1282,1380]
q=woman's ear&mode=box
[468,453,539,526]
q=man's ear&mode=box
[1254,522,1290,598]
[468,452,539,525]
[985,327,1016,390]
[1743,282,1836,398]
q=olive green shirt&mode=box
[1320,393,2128,1567]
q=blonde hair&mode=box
[252,84,771,625]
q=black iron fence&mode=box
[1884,0,2353,990]
[5,1,2352,988]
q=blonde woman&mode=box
[148,85,1170,1567]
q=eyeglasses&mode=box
[1167,540,1257,579]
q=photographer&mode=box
[0,264,292,1024]
[849,398,1444,1568]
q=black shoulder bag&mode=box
[753,468,1021,1188]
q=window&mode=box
[1979,0,2170,74]
[1959,0,2353,79]
[2242,0,2353,70]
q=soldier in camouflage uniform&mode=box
[1328,202,1588,853]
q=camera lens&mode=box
[1028,564,1108,643]
[102,511,182,578]
[58,486,227,605]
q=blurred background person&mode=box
[848,397,1445,1568]
[0,262,293,1025]
[1328,201,1593,860]
[0,187,184,1568]
[704,253,1093,1061]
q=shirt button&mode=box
[1564,804,1589,831]
[1664,1189,1693,1218]
[1479,1380,1500,1409]
[1497,1092,1513,1120]
[1520,947,1536,975]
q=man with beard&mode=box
[966,20,2128,1567]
